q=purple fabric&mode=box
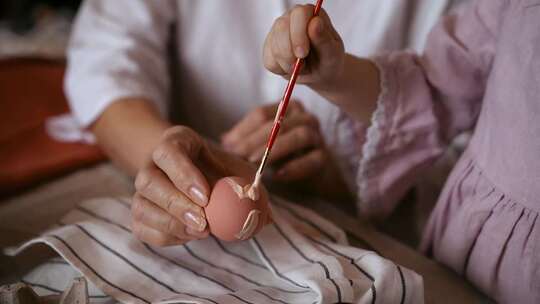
[355,0,540,302]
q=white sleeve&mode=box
[65,0,175,127]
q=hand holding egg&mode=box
[205,176,271,241]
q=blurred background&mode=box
[0,0,104,199]
[1,0,80,56]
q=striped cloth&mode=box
[11,196,423,304]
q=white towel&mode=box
[11,196,424,304]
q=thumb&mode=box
[307,15,342,63]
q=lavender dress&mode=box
[351,0,540,302]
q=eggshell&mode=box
[205,176,270,241]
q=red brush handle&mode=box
[265,0,324,152]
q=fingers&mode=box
[247,117,320,163]
[134,164,207,232]
[263,32,283,75]
[222,104,276,147]
[222,102,304,152]
[231,121,273,159]
[131,126,229,246]
[132,220,185,247]
[153,126,210,207]
[274,148,327,181]
[264,5,313,75]
[307,11,344,69]
[290,5,314,58]
[132,194,208,240]
[263,5,339,76]
[270,16,295,74]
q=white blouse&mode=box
[65,0,456,191]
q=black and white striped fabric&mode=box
[12,197,424,304]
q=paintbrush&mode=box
[248,0,324,198]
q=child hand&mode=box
[263,4,345,86]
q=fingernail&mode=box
[184,211,207,232]
[295,46,307,58]
[189,186,208,206]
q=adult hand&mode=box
[221,101,328,182]
[131,126,227,246]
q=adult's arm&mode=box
[90,98,169,175]
[65,0,174,129]
[65,1,220,246]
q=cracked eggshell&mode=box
[204,176,270,242]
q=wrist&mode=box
[308,53,348,95]
[310,54,381,123]
[91,98,171,175]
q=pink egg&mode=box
[204,176,270,242]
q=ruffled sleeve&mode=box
[350,0,508,219]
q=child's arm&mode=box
[265,1,506,219]
[263,5,380,123]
